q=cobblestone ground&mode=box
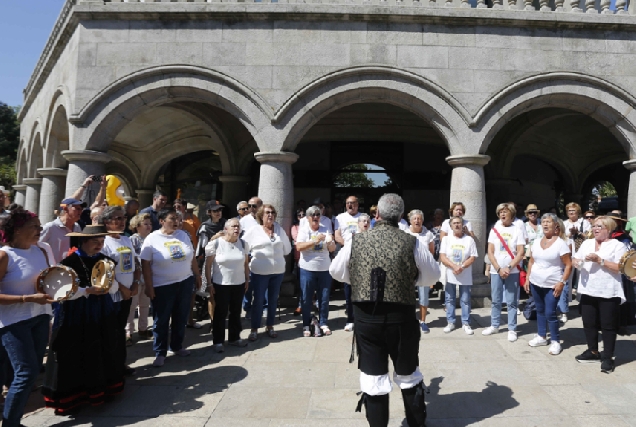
[16,291,636,427]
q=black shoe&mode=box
[124,366,136,376]
[601,357,615,373]
[575,349,601,364]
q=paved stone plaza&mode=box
[17,293,636,427]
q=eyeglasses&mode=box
[297,213,305,218]
[346,201,358,205]
[585,216,595,219]
[527,211,538,215]
[264,211,276,216]
[248,204,259,208]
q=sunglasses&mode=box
[527,211,538,215]
[585,216,595,219]
[238,207,248,211]
[248,204,259,208]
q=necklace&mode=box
[263,226,275,242]
[77,256,92,287]
[541,236,556,248]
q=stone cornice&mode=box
[23,178,43,186]
[61,150,112,164]
[254,151,299,164]
[446,154,491,166]
[20,1,636,121]
[37,167,69,177]
[12,185,27,192]
[623,159,636,171]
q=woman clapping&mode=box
[525,214,572,356]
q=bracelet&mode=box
[497,267,501,273]
[21,295,26,303]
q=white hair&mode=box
[236,201,247,210]
[377,193,404,224]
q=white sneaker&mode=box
[548,341,562,355]
[213,343,224,353]
[560,314,568,324]
[443,323,456,334]
[481,326,499,336]
[528,335,548,347]
[508,331,518,342]
[344,323,354,332]
[463,325,474,335]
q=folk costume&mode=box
[331,220,439,427]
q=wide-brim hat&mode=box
[66,225,118,237]
[607,213,627,222]
[525,204,540,214]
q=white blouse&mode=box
[243,223,292,275]
[574,239,627,302]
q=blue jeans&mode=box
[418,286,430,307]
[558,278,570,314]
[445,283,471,325]
[250,273,284,329]
[0,314,49,427]
[530,283,560,341]
[344,283,354,323]
[243,272,268,312]
[490,274,519,331]
[152,276,194,357]
[299,269,332,327]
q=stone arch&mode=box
[475,72,636,156]
[29,133,44,179]
[106,151,141,193]
[275,67,468,154]
[69,65,272,153]
[45,101,70,168]
[16,145,28,185]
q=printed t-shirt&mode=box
[140,229,194,287]
[488,224,526,274]
[297,224,332,272]
[440,234,478,286]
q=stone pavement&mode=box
[18,292,636,427]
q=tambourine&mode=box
[36,265,80,301]
[619,250,636,277]
[91,259,115,292]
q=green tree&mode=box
[0,103,20,188]
[333,164,375,188]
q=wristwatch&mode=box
[600,258,605,267]
[507,265,513,270]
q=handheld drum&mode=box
[91,259,115,292]
[36,266,80,301]
[619,250,636,277]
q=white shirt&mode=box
[398,219,409,231]
[440,234,478,286]
[102,235,136,303]
[441,218,473,235]
[529,238,570,288]
[405,227,434,245]
[525,222,544,254]
[239,214,259,233]
[574,239,627,302]
[329,234,440,288]
[297,224,332,272]
[39,217,82,263]
[335,212,361,243]
[564,217,592,252]
[495,218,527,242]
[488,223,526,274]
[205,238,247,285]
[140,230,194,287]
[0,244,54,328]
[243,222,292,275]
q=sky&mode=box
[0,0,67,107]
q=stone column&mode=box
[254,152,299,233]
[446,154,490,305]
[624,160,636,219]
[219,175,250,216]
[136,189,155,210]
[61,150,112,199]
[37,168,68,223]
[12,185,27,207]
[23,178,43,214]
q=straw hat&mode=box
[524,204,540,215]
[607,211,627,222]
[66,225,118,237]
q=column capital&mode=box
[12,185,27,192]
[624,159,636,171]
[23,178,43,186]
[446,154,490,167]
[219,175,250,183]
[61,150,112,164]
[37,167,68,177]
[254,151,299,165]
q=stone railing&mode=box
[101,0,631,14]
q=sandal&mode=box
[320,326,332,336]
[266,328,278,338]
[303,326,311,337]
[248,332,258,342]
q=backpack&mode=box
[523,296,537,321]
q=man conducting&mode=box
[330,193,439,427]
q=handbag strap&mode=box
[36,243,51,267]
[492,227,522,272]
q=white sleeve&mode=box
[334,216,341,233]
[468,237,479,257]
[515,228,526,247]
[280,227,292,256]
[139,235,154,261]
[329,241,352,283]
[440,236,448,255]
[558,239,570,257]
[414,237,440,287]
[465,220,473,232]
[441,220,450,234]
[297,227,310,243]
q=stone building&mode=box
[16,0,636,296]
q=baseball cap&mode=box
[60,198,87,208]
[206,200,224,211]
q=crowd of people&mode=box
[0,176,635,426]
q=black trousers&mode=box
[116,298,133,367]
[580,294,621,358]
[213,283,245,344]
